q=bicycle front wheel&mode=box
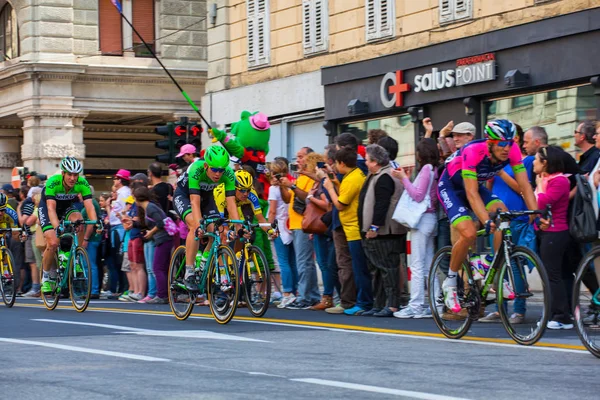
[207,245,239,324]
[41,254,61,311]
[168,246,195,321]
[69,247,91,312]
[0,247,16,307]
[244,245,271,317]
[429,246,476,339]
[573,246,600,358]
[497,246,550,346]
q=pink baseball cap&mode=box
[176,144,198,158]
[114,169,131,181]
[249,112,270,131]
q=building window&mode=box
[0,3,18,60]
[484,85,595,157]
[439,0,473,25]
[366,0,395,42]
[247,0,270,69]
[302,0,328,56]
[132,0,155,57]
[547,90,558,101]
[99,0,123,55]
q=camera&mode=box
[289,163,298,172]
[317,161,326,169]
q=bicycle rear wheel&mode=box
[0,247,16,307]
[573,246,600,358]
[428,246,476,339]
[207,245,239,324]
[41,254,61,311]
[497,246,550,345]
[168,246,196,321]
[244,245,271,317]
[69,247,91,312]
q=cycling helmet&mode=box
[204,146,230,168]
[235,170,254,190]
[485,119,517,141]
[0,193,6,209]
[60,156,83,174]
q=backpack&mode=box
[570,174,597,243]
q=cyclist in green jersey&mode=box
[172,146,244,290]
[38,157,99,293]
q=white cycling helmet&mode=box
[60,156,83,174]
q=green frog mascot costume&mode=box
[210,111,271,199]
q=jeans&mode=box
[108,225,125,293]
[273,236,297,294]
[313,234,338,297]
[292,230,321,304]
[144,240,157,298]
[409,213,437,311]
[347,239,373,310]
[153,240,172,299]
[87,240,101,295]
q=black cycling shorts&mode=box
[38,198,80,233]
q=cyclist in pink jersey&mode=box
[437,119,546,314]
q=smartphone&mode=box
[317,161,326,169]
[274,173,282,180]
[289,163,298,172]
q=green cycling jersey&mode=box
[43,173,92,202]
[188,160,236,197]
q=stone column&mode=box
[18,110,89,175]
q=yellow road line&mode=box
[15,303,586,351]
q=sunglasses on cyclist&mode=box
[236,188,250,193]
[491,140,514,148]
[209,167,226,173]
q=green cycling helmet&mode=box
[204,146,230,168]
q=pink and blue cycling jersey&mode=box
[445,139,525,184]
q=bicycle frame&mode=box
[229,219,273,284]
[54,220,98,291]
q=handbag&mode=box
[302,201,328,234]
[392,169,435,229]
[292,196,306,215]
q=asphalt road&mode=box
[1,298,598,400]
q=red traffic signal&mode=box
[190,125,202,137]
[174,125,187,137]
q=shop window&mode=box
[99,0,123,55]
[132,0,155,57]
[484,85,595,157]
[0,3,18,60]
[338,114,415,167]
[366,0,395,42]
[247,0,270,68]
[302,0,328,56]
[511,95,534,109]
[439,0,473,25]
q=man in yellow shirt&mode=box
[324,147,373,315]
[279,147,321,309]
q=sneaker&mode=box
[128,293,143,301]
[146,297,168,304]
[547,320,573,330]
[582,313,598,325]
[442,308,468,321]
[361,308,382,316]
[277,294,296,309]
[393,307,420,319]
[442,278,461,313]
[286,300,311,310]
[373,307,394,317]
[502,280,516,300]
[480,312,501,323]
[118,293,132,302]
[415,307,432,319]
[41,280,56,294]
[325,305,346,314]
[101,290,114,298]
[137,295,154,304]
[23,290,41,298]
[344,305,366,316]
[509,313,525,324]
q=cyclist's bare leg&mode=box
[449,219,477,273]
[184,213,199,267]
[42,229,58,273]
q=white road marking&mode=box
[0,338,170,362]
[291,378,472,400]
[33,319,268,342]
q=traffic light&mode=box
[187,123,202,148]
[155,122,175,164]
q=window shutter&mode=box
[99,0,123,55]
[365,0,378,41]
[313,0,327,52]
[439,0,453,24]
[133,0,155,44]
[379,0,393,38]
[247,0,269,68]
[454,0,472,20]
[302,0,312,53]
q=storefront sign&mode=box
[380,53,497,106]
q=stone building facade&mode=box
[201,0,600,162]
[0,0,207,189]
